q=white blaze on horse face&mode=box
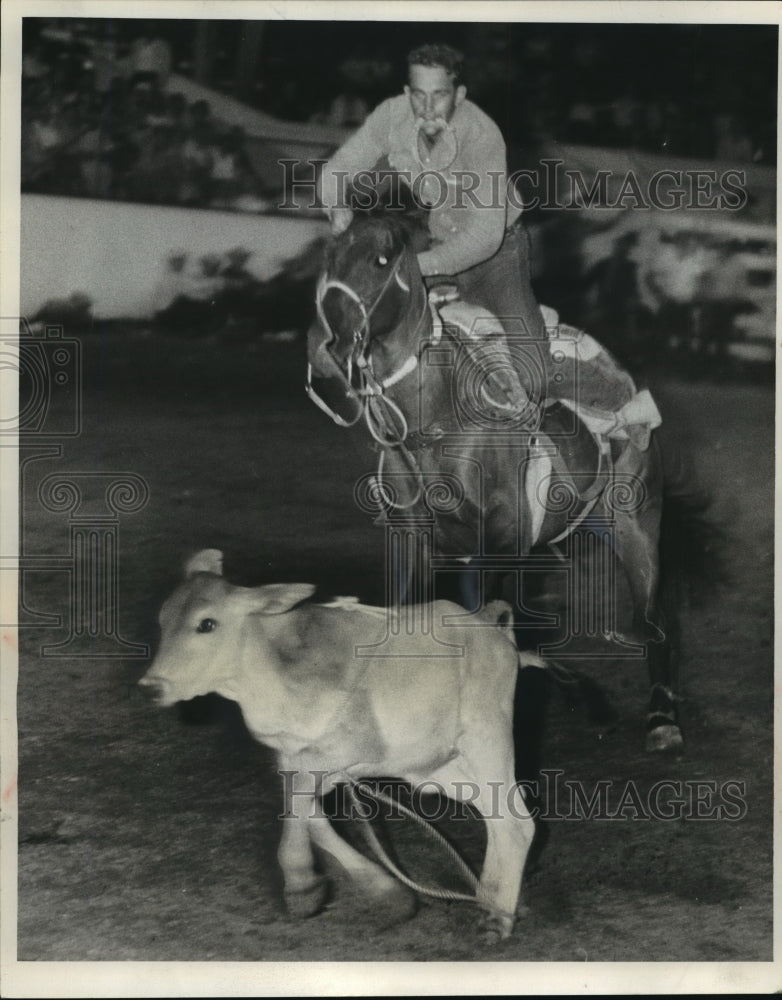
[316,275,369,352]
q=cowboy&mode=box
[317,42,548,418]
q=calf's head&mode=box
[139,549,316,707]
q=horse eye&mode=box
[196,618,216,634]
[376,255,389,267]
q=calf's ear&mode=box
[252,583,317,615]
[184,549,224,578]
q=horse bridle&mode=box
[306,246,429,429]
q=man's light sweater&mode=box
[318,94,522,277]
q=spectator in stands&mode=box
[608,92,641,148]
[22,42,50,83]
[187,98,214,135]
[204,125,262,209]
[166,91,188,133]
[131,122,183,204]
[22,104,65,190]
[179,104,215,205]
[144,86,172,129]
[48,36,90,99]
[89,37,120,94]
[129,32,172,89]
[209,132,241,206]
[326,91,369,128]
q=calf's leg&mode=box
[432,755,535,940]
[307,802,415,920]
[277,801,327,917]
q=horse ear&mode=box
[185,549,224,578]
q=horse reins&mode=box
[315,249,428,393]
[313,249,432,509]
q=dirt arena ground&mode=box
[14,327,773,964]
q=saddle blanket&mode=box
[433,297,661,452]
[541,306,661,452]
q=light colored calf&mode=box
[140,548,544,939]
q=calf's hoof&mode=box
[284,875,329,919]
[646,723,684,753]
[478,909,515,944]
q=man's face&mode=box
[405,64,466,138]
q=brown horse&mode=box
[306,203,685,756]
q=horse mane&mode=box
[345,175,431,254]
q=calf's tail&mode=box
[516,649,572,685]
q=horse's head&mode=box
[317,174,430,352]
[306,182,431,425]
[318,212,428,361]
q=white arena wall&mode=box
[20,194,328,321]
[20,166,776,360]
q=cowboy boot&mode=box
[465,334,541,426]
[432,293,542,425]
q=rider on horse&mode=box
[317,42,548,421]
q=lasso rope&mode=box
[314,254,431,510]
[340,776,519,928]
[337,773,504,914]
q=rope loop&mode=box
[341,775,487,907]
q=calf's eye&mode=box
[197,618,216,633]
[377,255,388,267]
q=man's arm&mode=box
[417,124,509,276]
[317,100,392,223]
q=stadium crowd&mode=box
[22,27,271,209]
[21,21,773,210]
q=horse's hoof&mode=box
[478,910,514,944]
[284,875,329,918]
[646,724,684,753]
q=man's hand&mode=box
[417,249,443,277]
[328,207,354,235]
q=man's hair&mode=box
[407,43,465,86]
